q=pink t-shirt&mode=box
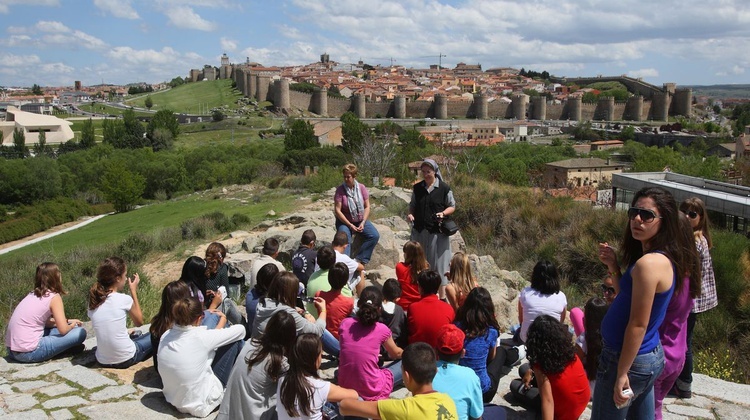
[334,183,369,224]
[338,317,394,401]
[316,290,354,340]
[6,292,56,352]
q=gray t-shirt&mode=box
[218,341,288,420]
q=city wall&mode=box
[265,85,676,122]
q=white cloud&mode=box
[7,26,26,34]
[628,68,660,78]
[162,6,216,31]
[93,0,139,19]
[40,62,74,73]
[0,53,41,67]
[35,20,70,33]
[220,37,237,52]
[0,0,59,14]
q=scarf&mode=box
[344,179,365,222]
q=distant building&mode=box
[590,140,624,151]
[0,106,74,145]
[312,120,342,146]
[544,157,625,188]
[706,143,736,160]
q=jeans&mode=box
[212,339,243,387]
[101,332,154,369]
[591,344,665,420]
[321,329,341,357]
[7,326,87,363]
[336,220,380,265]
[218,298,246,327]
[676,311,697,390]
[385,360,404,388]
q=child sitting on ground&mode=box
[379,278,407,352]
[315,262,354,341]
[433,323,506,420]
[340,342,459,419]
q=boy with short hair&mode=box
[291,229,317,286]
[380,278,407,350]
[248,237,285,287]
[340,342,458,419]
[407,270,455,348]
[306,246,353,317]
[315,262,354,340]
[332,231,365,294]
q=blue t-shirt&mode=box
[458,326,499,393]
[433,361,484,420]
[601,258,675,354]
[245,288,262,329]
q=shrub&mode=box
[695,346,736,382]
[231,213,250,226]
[116,233,154,263]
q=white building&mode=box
[0,106,75,145]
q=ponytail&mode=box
[356,286,383,327]
[89,256,126,310]
[171,297,203,326]
[204,242,227,278]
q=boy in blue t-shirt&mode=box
[434,324,507,420]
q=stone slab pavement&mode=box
[2,329,750,419]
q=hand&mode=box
[436,212,444,219]
[354,224,364,233]
[128,273,140,289]
[210,309,226,318]
[209,290,223,306]
[522,369,534,389]
[598,243,617,268]
[613,374,631,407]
[296,307,306,316]
[67,319,83,327]
[313,296,327,314]
[407,214,414,223]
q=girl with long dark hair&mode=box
[219,311,297,419]
[277,334,358,419]
[517,259,567,343]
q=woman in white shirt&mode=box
[158,297,245,418]
[88,256,151,368]
[517,260,568,343]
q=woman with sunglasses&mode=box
[591,187,697,420]
[673,197,717,399]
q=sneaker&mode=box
[515,345,527,362]
[667,384,692,399]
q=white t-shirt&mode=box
[276,376,331,420]
[158,323,245,418]
[519,286,567,342]
[88,292,135,365]
[249,255,285,287]
[335,250,360,289]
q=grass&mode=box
[77,103,151,117]
[124,80,243,114]
[0,187,300,353]
[176,118,281,149]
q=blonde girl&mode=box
[5,263,87,363]
[88,256,152,368]
[445,252,480,311]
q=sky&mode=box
[1,0,750,88]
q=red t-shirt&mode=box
[537,355,591,420]
[316,290,354,340]
[395,262,421,311]
[407,295,455,348]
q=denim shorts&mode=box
[591,344,664,420]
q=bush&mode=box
[0,198,103,245]
[231,213,250,226]
[180,218,213,240]
[116,233,154,263]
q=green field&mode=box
[177,118,282,149]
[0,189,295,263]
[125,80,243,114]
[77,103,152,117]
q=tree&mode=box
[80,118,96,149]
[147,109,179,146]
[353,133,398,180]
[169,77,185,88]
[31,84,43,95]
[144,96,153,110]
[620,125,635,141]
[212,110,225,122]
[149,128,174,152]
[122,109,147,148]
[100,161,145,212]
[399,129,427,150]
[340,112,369,153]
[12,127,27,158]
[33,131,50,156]
[283,118,318,151]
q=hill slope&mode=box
[125,79,243,113]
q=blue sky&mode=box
[1,0,749,88]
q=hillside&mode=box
[124,79,243,113]
[687,84,750,99]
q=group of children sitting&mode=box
[5,229,602,419]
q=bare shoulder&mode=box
[634,252,671,270]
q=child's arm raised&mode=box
[128,273,144,326]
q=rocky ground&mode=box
[3,187,750,419]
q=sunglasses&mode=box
[686,211,699,219]
[627,207,662,223]
[601,284,616,295]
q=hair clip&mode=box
[366,299,373,305]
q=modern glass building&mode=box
[612,172,750,235]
